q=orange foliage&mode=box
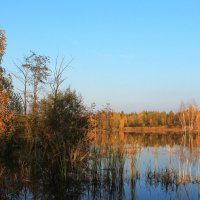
[195,112,200,131]
[194,135,200,147]
[0,91,15,134]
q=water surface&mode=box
[0,132,199,199]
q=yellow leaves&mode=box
[0,91,15,135]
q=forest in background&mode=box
[90,103,200,133]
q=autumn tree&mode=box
[0,30,11,93]
[167,111,175,127]
[0,91,15,134]
[195,111,200,131]
[0,29,22,135]
[40,88,89,144]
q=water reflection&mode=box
[0,132,199,199]
[85,132,200,199]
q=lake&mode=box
[0,132,199,199]
[83,132,200,200]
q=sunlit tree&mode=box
[0,30,21,135]
[0,30,6,64]
[24,52,50,113]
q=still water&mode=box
[83,133,200,200]
[0,132,199,199]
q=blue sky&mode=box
[1,0,200,112]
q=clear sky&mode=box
[1,0,200,112]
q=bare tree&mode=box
[179,102,187,133]
[50,55,73,100]
[179,101,198,133]
[13,59,31,115]
[186,102,198,131]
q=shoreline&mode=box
[123,126,199,134]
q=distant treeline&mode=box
[92,106,200,131]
